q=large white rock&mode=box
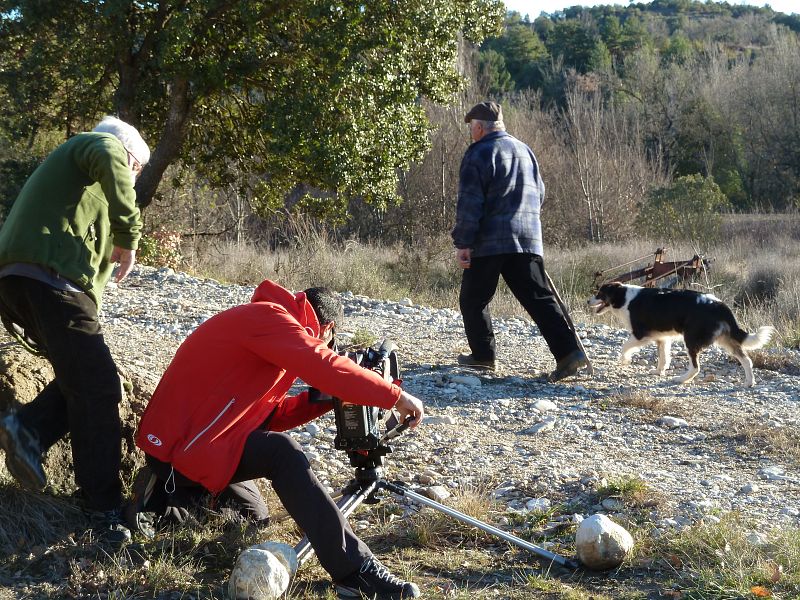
[228,542,298,600]
[575,514,634,570]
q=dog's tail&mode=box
[739,325,777,350]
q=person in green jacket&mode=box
[0,116,148,548]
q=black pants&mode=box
[0,276,122,511]
[459,253,578,362]
[141,459,270,524]
[148,430,370,580]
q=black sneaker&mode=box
[548,349,589,383]
[335,557,420,599]
[123,466,158,539]
[457,353,496,371]
[88,508,132,549]
[0,411,47,490]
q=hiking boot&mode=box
[335,557,420,599]
[0,411,47,490]
[88,508,132,549]
[548,349,589,383]
[123,465,158,539]
[457,353,496,371]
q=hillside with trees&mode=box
[1,0,799,249]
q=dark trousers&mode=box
[459,253,578,362]
[0,276,122,510]
[148,430,370,580]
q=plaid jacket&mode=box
[451,131,545,257]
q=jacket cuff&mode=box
[113,234,140,251]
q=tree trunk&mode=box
[135,77,193,209]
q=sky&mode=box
[503,0,799,18]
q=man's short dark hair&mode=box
[304,287,344,328]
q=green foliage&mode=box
[137,230,183,270]
[547,21,600,73]
[0,155,40,221]
[637,174,730,242]
[0,0,504,213]
[476,49,515,95]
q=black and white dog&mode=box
[588,282,775,387]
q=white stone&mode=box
[746,531,769,546]
[575,514,634,570]
[228,543,298,600]
[525,497,551,512]
[526,420,555,435]
[425,415,456,426]
[601,498,624,511]
[424,485,451,502]
[657,416,689,429]
[738,483,759,495]
[450,374,482,387]
[532,399,558,413]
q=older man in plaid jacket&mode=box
[451,101,588,382]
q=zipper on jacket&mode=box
[85,220,96,242]
[183,398,235,452]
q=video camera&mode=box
[332,339,399,452]
[310,339,407,472]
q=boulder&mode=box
[228,542,298,600]
[575,514,634,570]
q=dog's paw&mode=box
[619,357,632,366]
[654,369,667,376]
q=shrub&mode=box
[637,174,730,243]
[138,230,183,270]
[735,267,783,307]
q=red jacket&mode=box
[135,280,401,493]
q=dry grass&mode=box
[642,514,800,599]
[714,419,800,466]
[3,471,798,599]
[604,388,669,418]
[408,485,499,549]
[181,215,800,357]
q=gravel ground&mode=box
[102,266,800,543]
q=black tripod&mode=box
[294,421,580,570]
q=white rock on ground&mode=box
[575,514,635,570]
[228,543,297,600]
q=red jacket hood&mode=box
[251,279,320,338]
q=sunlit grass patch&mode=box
[644,514,800,599]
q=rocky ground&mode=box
[97,266,800,540]
[2,264,798,599]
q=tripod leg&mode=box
[294,480,380,567]
[384,481,580,570]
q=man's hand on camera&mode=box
[394,390,424,428]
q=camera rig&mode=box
[296,339,579,570]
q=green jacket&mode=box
[0,132,142,306]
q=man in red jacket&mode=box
[133,280,423,599]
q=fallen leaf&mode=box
[767,562,783,584]
[750,586,772,597]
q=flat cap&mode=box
[464,101,503,123]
